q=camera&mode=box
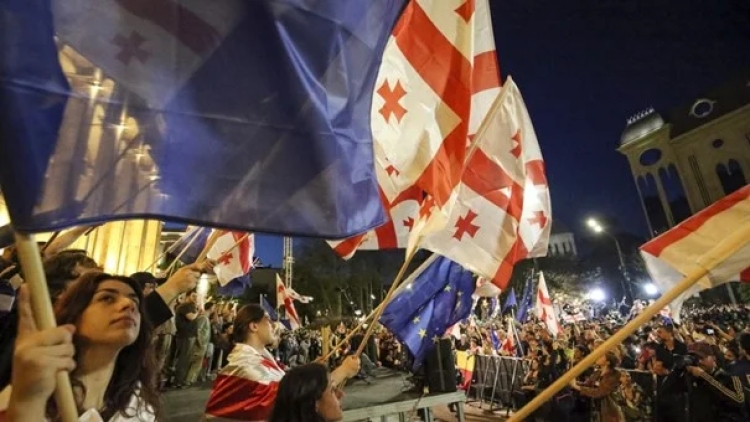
[673,354,700,369]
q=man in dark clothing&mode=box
[173,290,200,387]
[684,342,746,422]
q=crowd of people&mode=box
[454,301,750,421]
[0,238,361,421]
[1,233,749,421]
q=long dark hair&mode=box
[269,363,329,422]
[51,272,162,420]
[232,303,266,344]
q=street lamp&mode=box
[587,218,634,300]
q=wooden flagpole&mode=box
[14,232,78,422]
[142,226,201,272]
[508,222,750,421]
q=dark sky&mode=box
[255,0,750,267]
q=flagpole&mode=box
[141,226,200,272]
[508,222,750,422]
[322,254,437,362]
[163,228,204,275]
[14,232,79,422]
[354,248,420,356]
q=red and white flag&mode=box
[206,231,254,286]
[53,0,242,107]
[640,185,750,322]
[415,78,552,289]
[501,318,516,354]
[286,287,313,304]
[536,272,560,337]
[204,343,285,421]
[328,0,502,260]
[276,274,301,330]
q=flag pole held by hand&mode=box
[508,222,750,422]
[14,232,79,422]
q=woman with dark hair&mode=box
[269,363,344,422]
[0,272,161,421]
[205,304,359,421]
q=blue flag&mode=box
[167,228,211,265]
[0,0,406,237]
[380,256,475,369]
[503,288,517,312]
[216,274,251,297]
[516,276,534,322]
[260,295,278,321]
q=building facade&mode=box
[548,221,577,257]
[618,71,750,237]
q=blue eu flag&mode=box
[380,255,475,369]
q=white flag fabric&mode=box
[535,272,560,337]
[413,78,552,290]
[276,274,301,330]
[640,185,750,322]
[206,231,254,286]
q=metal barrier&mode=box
[466,356,662,420]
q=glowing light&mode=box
[643,283,658,296]
[587,288,606,302]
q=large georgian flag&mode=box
[640,185,750,322]
[413,78,552,290]
[327,0,502,259]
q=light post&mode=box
[587,218,634,300]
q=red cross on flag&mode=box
[206,231,254,286]
[53,0,242,107]
[413,77,552,290]
[640,185,750,322]
[328,0,502,260]
[535,272,560,337]
[276,274,301,330]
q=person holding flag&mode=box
[204,304,360,421]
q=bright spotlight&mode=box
[587,288,606,302]
[354,309,362,316]
[643,283,658,296]
[586,218,599,228]
[592,225,604,233]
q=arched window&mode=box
[658,164,690,224]
[638,173,669,235]
[717,160,747,195]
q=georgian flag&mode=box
[640,185,750,322]
[276,274,301,330]
[327,0,502,260]
[205,231,254,286]
[53,0,243,108]
[536,272,560,337]
[285,287,313,304]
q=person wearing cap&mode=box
[684,341,747,422]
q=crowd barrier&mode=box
[465,355,662,420]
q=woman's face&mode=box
[316,376,344,422]
[77,279,140,348]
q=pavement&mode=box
[163,368,510,421]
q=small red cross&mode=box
[112,31,150,66]
[510,129,522,158]
[403,217,415,231]
[377,80,407,123]
[455,0,475,22]
[453,210,480,240]
[385,165,400,176]
[217,252,232,266]
[528,210,548,228]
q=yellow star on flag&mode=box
[418,328,427,338]
[412,316,420,324]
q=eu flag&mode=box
[0,0,406,237]
[380,255,475,369]
[516,275,534,322]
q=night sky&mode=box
[255,0,750,267]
